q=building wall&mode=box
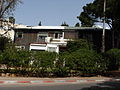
[14,27,112,52]
[14,29,64,50]
[64,30,78,39]
[14,29,37,50]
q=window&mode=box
[39,36,46,41]
[38,33,48,42]
[16,32,23,38]
[55,33,58,38]
[54,32,62,39]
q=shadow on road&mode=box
[79,77,120,90]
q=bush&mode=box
[0,51,3,64]
[53,52,69,77]
[106,48,120,70]
[66,49,106,76]
[0,39,109,77]
[53,67,69,77]
[0,36,12,52]
[31,51,56,77]
[1,44,18,68]
[66,39,93,53]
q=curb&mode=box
[0,78,120,84]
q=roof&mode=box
[64,26,101,30]
[14,24,108,31]
[14,25,65,30]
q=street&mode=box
[0,83,97,90]
[0,81,120,90]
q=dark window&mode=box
[16,32,23,38]
[54,32,62,39]
[55,33,58,38]
[39,36,46,41]
[38,33,48,42]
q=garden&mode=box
[0,37,120,77]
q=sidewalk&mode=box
[0,76,119,84]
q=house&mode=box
[14,25,112,53]
[14,25,67,53]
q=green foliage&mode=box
[1,43,18,67]
[75,22,80,27]
[66,39,93,53]
[0,36,11,52]
[78,0,120,27]
[31,51,56,77]
[9,17,15,24]
[53,67,68,77]
[61,21,69,26]
[0,51,3,63]
[78,0,120,48]
[53,52,69,77]
[66,49,106,76]
[0,40,108,77]
[33,51,56,68]
[17,50,31,68]
[106,48,120,70]
[38,21,42,26]
[77,11,94,27]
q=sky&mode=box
[14,0,94,26]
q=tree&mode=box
[9,16,15,24]
[77,0,120,49]
[0,0,21,18]
[77,11,94,27]
[61,21,69,26]
[38,21,42,26]
[75,22,80,27]
[0,0,21,37]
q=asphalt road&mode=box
[0,81,120,90]
[0,83,96,90]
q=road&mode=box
[0,83,96,90]
[0,81,120,90]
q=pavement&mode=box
[0,76,120,84]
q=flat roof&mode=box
[14,25,108,30]
[64,26,101,30]
[14,25,65,30]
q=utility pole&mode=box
[102,0,106,53]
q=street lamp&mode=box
[102,0,106,53]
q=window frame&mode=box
[37,32,48,42]
[16,32,23,38]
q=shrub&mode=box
[106,48,120,70]
[53,67,69,77]
[31,51,56,77]
[0,36,12,52]
[2,44,18,68]
[66,39,93,53]
[66,49,106,76]
[53,52,69,77]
